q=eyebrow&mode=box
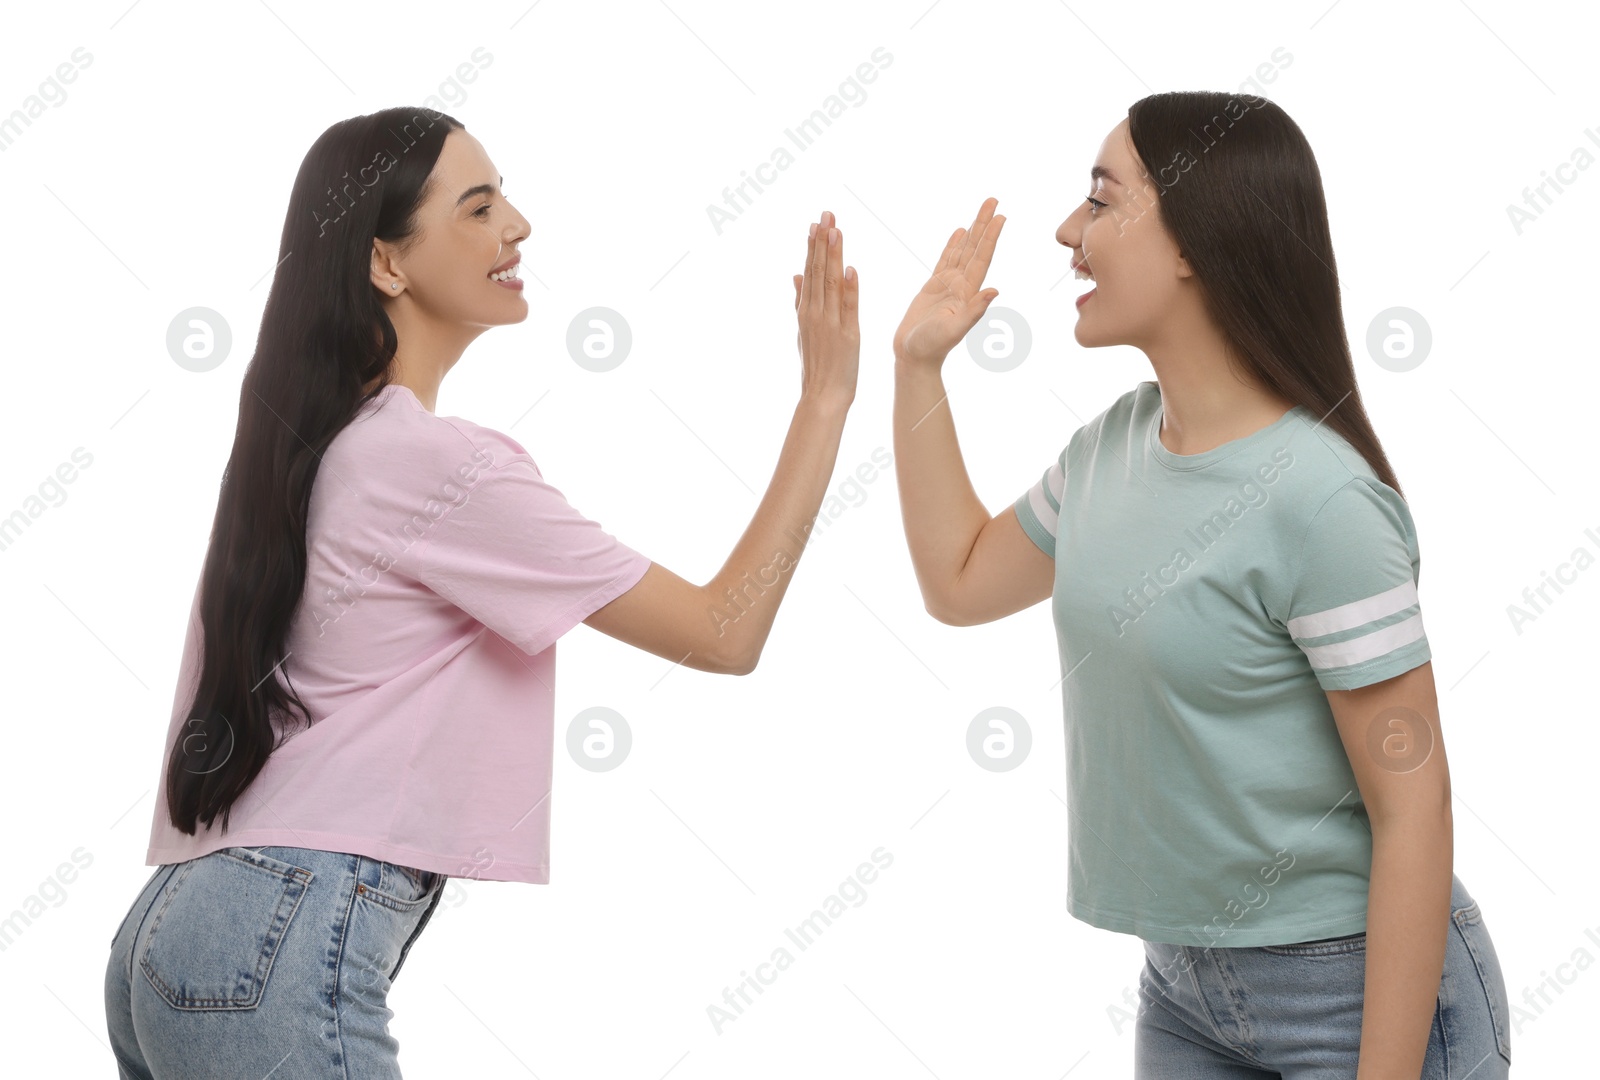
[1090,165,1121,186]
[454,176,503,209]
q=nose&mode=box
[503,201,531,249]
[1056,202,1085,250]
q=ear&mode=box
[371,237,402,293]
[1174,250,1196,281]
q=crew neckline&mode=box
[373,383,428,410]
[1145,381,1309,471]
[355,383,433,419]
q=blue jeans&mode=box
[104,845,446,1079]
[1135,873,1511,1078]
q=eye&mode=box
[473,203,492,218]
[1085,196,1107,213]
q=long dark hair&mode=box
[166,106,464,835]
[1125,91,1403,497]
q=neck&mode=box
[1140,302,1295,455]
[364,303,483,413]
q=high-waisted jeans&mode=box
[104,845,446,1079]
[1135,872,1512,1078]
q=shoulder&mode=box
[1275,412,1413,538]
[1055,381,1149,466]
[331,391,538,487]
[433,414,539,478]
[1098,381,1153,442]
[1301,475,1417,552]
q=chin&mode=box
[484,299,530,326]
[1073,310,1130,350]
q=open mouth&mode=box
[489,259,523,289]
[1073,260,1095,306]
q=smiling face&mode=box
[1056,117,1194,350]
[370,128,531,328]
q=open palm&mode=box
[893,197,1006,368]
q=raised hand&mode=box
[791,209,860,408]
[892,197,1005,370]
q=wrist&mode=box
[894,352,945,383]
[795,389,852,422]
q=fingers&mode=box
[932,198,999,281]
[934,227,965,274]
[960,200,998,272]
[805,210,832,313]
[798,216,819,311]
[955,197,999,271]
[965,197,993,238]
[798,210,856,327]
[966,285,1000,322]
[822,218,844,321]
[963,213,1005,291]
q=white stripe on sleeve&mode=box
[1286,579,1417,640]
[1296,613,1426,673]
[1026,460,1066,538]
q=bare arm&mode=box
[1324,661,1454,1080]
[891,196,1054,625]
[894,364,1053,624]
[583,211,859,675]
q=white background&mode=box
[1,0,1595,1075]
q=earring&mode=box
[391,283,399,290]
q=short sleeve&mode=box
[1012,443,1069,557]
[414,457,652,657]
[1285,478,1430,691]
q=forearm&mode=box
[1356,808,1453,1079]
[702,393,850,667]
[892,357,990,617]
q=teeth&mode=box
[491,266,519,281]
[1075,267,1094,280]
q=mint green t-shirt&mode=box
[1013,380,1431,946]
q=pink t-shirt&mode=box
[145,383,652,883]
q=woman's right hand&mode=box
[584,211,861,676]
[790,210,859,411]
[892,197,1005,371]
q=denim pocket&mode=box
[1257,931,1367,956]
[348,860,445,991]
[138,847,313,1010]
[358,860,441,913]
[1452,901,1512,1065]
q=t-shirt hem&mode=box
[146,832,550,885]
[1011,497,1055,557]
[1314,640,1432,691]
[519,549,652,655]
[1068,897,1368,947]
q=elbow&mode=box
[1368,782,1453,833]
[708,643,759,676]
[924,593,973,627]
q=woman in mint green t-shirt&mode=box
[890,91,1511,1079]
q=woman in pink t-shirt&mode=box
[104,105,859,1078]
